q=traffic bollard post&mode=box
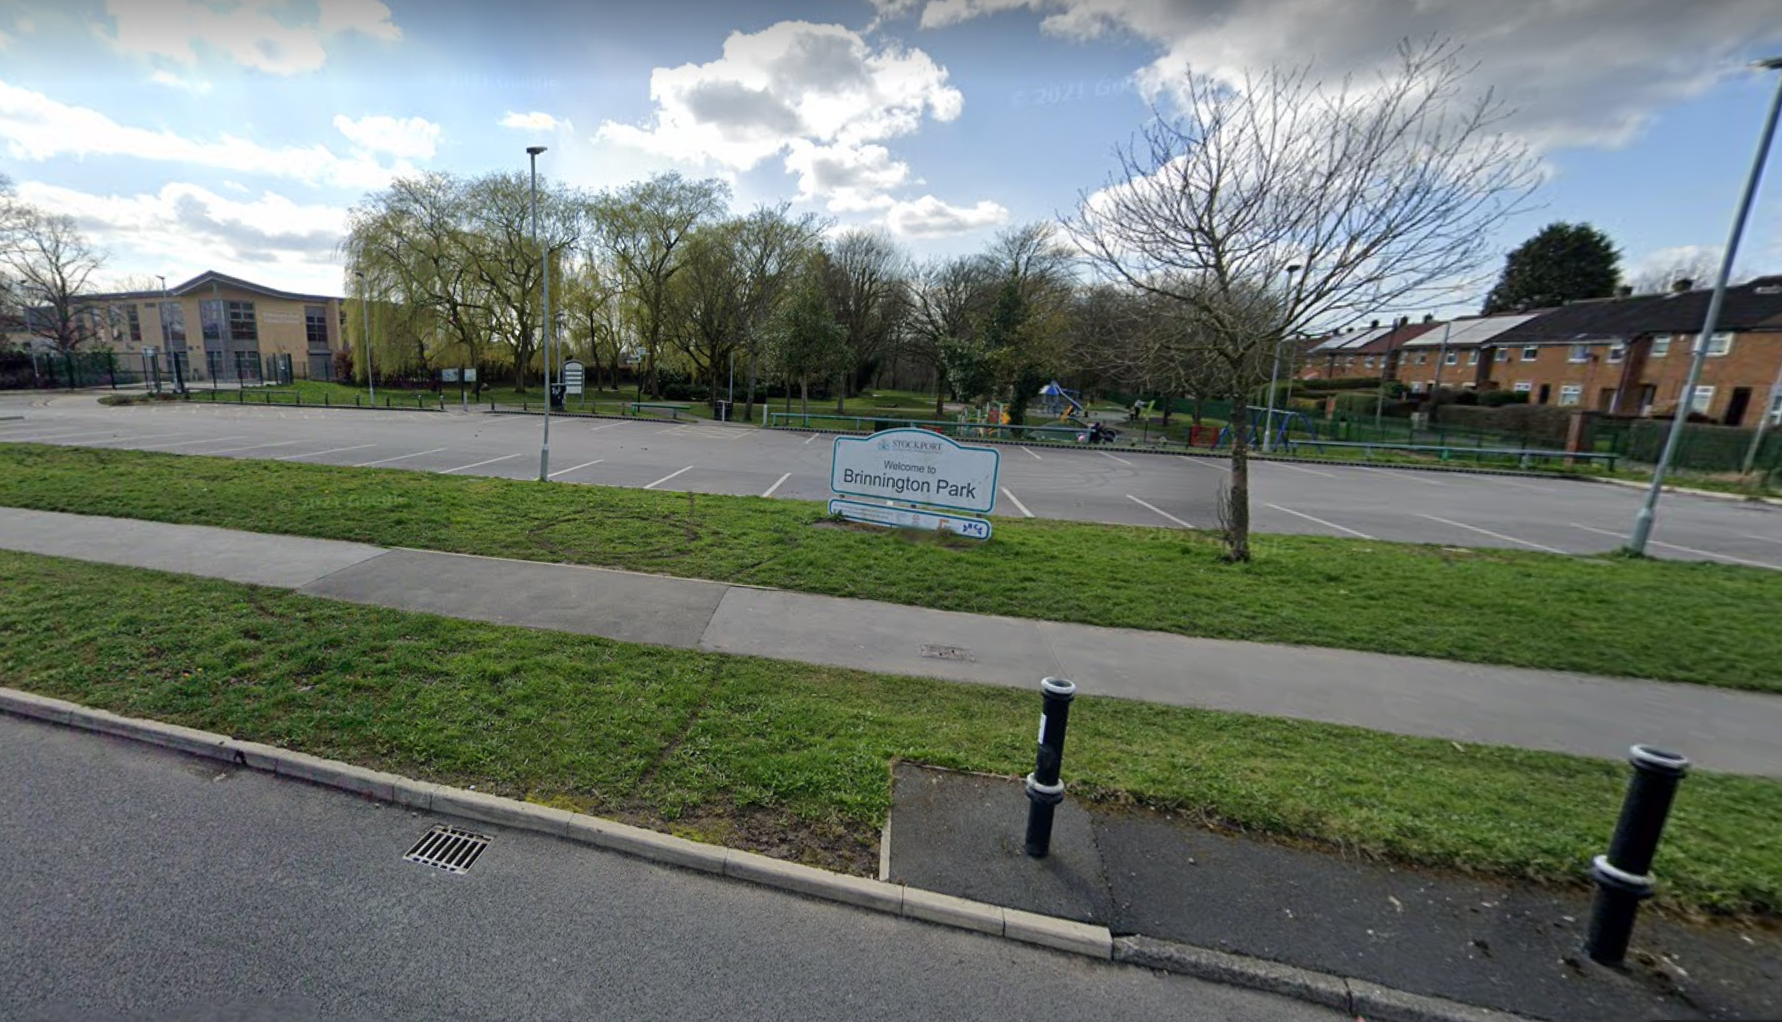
[1023,677,1077,858]
[1585,744,1689,966]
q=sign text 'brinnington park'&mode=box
[829,428,999,539]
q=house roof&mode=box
[1488,278,1782,346]
[84,270,341,304]
[1312,325,1395,352]
[1400,313,1540,348]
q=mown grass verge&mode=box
[1,550,1776,917]
[1,443,1780,692]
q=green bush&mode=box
[1480,390,1531,408]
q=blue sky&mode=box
[2,0,1781,317]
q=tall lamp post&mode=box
[528,145,552,481]
[1261,263,1302,454]
[354,269,376,404]
[1630,56,1782,554]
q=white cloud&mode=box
[885,195,1008,237]
[500,111,562,131]
[333,114,440,160]
[0,79,415,190]
[16,179,348,292]
[97,0,400,76]
[598,20,964,211]
[890,0,1782,151]
[149,70,212,94]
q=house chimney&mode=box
[1370,319,1380,329]
[1616,286,1633,298]
[1672,278,1693,293]
[1423,313,1434,323]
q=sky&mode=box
[2,0,1781,319]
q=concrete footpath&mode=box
[2,506,1778,777]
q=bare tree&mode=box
[821,228,906,411]
[1631,251,1728,295]
[733,203,828,418]
[1063,38,1538,561]
[1,206,107,353]
[458,171,583,392]
[905,254,995,415]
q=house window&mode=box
[1690,385,1715,414]
[1363,356,1375,368]
[1770,391,1782,427]
[1691,331,1733,357]
[1513,381,1533,393]
[1444,351,1458,365]
[1494,348,1509,362]
[1415,352,1427,366]
[1650,335,1670,358]
[1558,384,1583,406]
[1466,351,1479,365]
[1569,344,1591,363]
[1522,346,1539,361]
[226,301,257,342]
[1607,343,1625,363]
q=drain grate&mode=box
[403,825,491,874]
[920,644,974,662]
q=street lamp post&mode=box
[1630,57,1782,554]
[1261,264,1301,454]
[528,145,551,481]
[354,269,375,404]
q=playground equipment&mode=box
[1038,381,1086,420]
[1214,407,1320,449]
[956,401,1011,438]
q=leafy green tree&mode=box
[768,253,849,416]
[1481,222,1621,314]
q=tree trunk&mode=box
[835,373,846,415]
[1161,392,1173,427]
[1224,401,1253,562]
[934,371,944,418]
[800,377,810,417]
[745,353,759,421]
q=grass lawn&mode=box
[2,444,1781,692]
[1,549,1776,917]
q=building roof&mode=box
[84,270,341,304]
[1399,313,1540,348]
[1489,277,1782,346]
[1312,325,1395,352]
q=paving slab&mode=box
[298,549,727,648]
[0,506,386,588]
[885,763,1110,925]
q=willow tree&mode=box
[1064,38,1538,561]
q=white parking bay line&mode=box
[134,435,247,450]
[1182,457,1229,472]
[1267,503,1373,539]
[1126,494,1193,529]
[1571,523,1780,570]
[645,465,695,490]
[275,444,376,461]
[548,458,606,479]
[587,421,628,433]
[1020,446,1042,461]
[1001,487,1035,518]
[1419,514,1569,555]
[355,447,446,467]
[8,429,128,442]
[204,440,307,454]
[803,433,821,445]
[762,472,791,498]
[1098,450,1133,466]
[1354,465,1448,486]
[1266,462,1337,478]
[81,432,186,445]
[439,453,522,474]
[1745,534,1782,547]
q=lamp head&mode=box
[526,145,548,156]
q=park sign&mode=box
[827,498,992,541]
[562,359,585,396]
[831,428,1000,515]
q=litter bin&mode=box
[549,384,566,410]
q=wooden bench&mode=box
[626,402,693,420]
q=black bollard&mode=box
[1585,744,1689,965]
[1023,677,1077,858]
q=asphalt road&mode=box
[0,713,1341,1022]
[3,393,1780,568]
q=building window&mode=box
[200,300,223,343]
[1607,343,1625,363]
[1466,351,1479,365]
[1443,351,1458,365]
[1650,335,1670,358]
[1494,348,1509,362]
[226,301,257,342]
[1692,331,1733,357]
[124,305,142,342]
[1770,391,1782,427]
[1513,381,1533,393]
[305,305,329,350]
[1415,352,1427,366]
[1522,346,1539,361]
[1690,385,1715,414]
[1363,356,1375,368]
[1558,384,1583,406]
[160,302,186,344]
[1568,344,1591,363]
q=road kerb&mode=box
[0,689,1530,1022]
[1004,907,1113,959]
